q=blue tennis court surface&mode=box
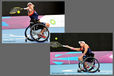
[50,63,113,75]
[2,27,64,43]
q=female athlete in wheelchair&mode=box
[24,2,50,42]
[64,41,100,73]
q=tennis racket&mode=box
[50,41,66,48]
[9,7,23,14]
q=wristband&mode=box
[24,8,28,10]
[71,48,75,50]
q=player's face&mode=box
[80,43,84,47]
[28,4,34,8]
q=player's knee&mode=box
[46,23,50,27]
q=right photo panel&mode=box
[50,33,113,75]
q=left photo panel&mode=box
[2,1,65,43]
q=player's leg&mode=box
[84,62,88,69]
[40,23,50,38]
[41,23,50,32]
[84,53,94,69]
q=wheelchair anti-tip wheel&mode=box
[83,57,100,73]
[30,23,49,42]
[25,25,34,42]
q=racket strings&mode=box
[50,41,62,48]
[9,7,22,14]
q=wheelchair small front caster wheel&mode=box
[25,39,27,42]
[98,69,100,72]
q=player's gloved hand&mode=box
[63,45,69,48]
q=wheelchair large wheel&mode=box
[30,23,49,42]
[78,62,84,71]
[83,57,100,73]
[25,25,34,42]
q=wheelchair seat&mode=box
[83,53,95,62]
[86,53,94,57]
[30,19,40,24]
[30,22,34,25]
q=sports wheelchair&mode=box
[25,19,50,42]
[77,53,100,73]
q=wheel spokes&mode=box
[31,25,49,42]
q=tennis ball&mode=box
[17,10,20,14]
[55,37,58,40]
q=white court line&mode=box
[62,70,73,72]
[3,38,25,40]
[62,69,76,72]
[3,34,25,37]
[9,34,25,37]
[62,69,112,73]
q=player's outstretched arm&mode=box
[22,7,29,10]
[64,45,80,51]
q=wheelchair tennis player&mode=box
[23,2,50,38]
[64,41,94,72]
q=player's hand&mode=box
[80,55,84,59]
[79,55,83,61]
[63,45,69,48]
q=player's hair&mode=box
[27,2,34,7]
[78,41,85,44]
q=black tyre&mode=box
[30,23,49,42]
[83,57,100,73]
[78,61,85,71]
[78,62,82,70]
[25,25,34,41]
